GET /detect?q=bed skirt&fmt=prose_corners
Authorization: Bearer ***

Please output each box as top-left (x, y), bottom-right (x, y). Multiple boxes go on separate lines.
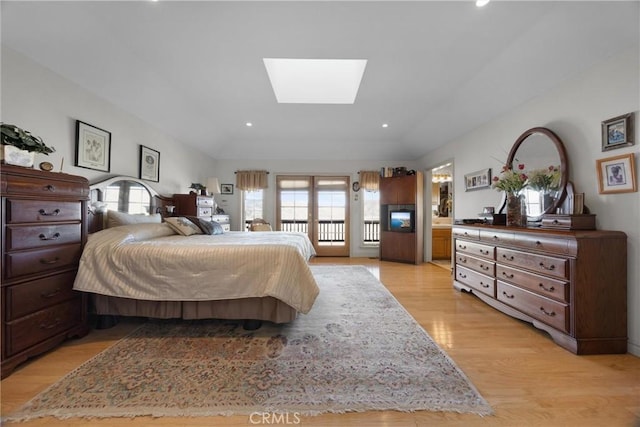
top-left (91, 294), bottom-right (298, 324)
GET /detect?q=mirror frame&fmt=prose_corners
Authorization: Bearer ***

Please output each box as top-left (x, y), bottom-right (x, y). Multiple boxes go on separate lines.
top-left (503, 127), bottom-right (569, 222)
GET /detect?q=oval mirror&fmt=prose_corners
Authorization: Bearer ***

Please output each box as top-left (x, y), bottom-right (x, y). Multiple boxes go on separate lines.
top-left (501, 127), bottom-right (569, 222)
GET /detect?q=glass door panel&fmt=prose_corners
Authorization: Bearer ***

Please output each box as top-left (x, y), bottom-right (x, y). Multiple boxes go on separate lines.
top-left (276, 176), bottom-right (311, 237)
top-left (276, 175), bottom-right (350, 256)
top-left (313, 177), bottom-right (349, 256)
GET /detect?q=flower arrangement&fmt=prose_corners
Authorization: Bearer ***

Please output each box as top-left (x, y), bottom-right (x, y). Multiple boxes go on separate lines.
top-left (492, 163), bottom-right (528, 195)
top-left (527, 165), bottom-right (560, 192)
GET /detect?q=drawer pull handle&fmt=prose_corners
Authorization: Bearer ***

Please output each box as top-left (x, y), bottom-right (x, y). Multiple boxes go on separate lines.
top-left (539, 262), bottom-right (556, 271)
top-left (480, 282), bottom-right (490, 288)
top-left (38, 208), bottom-right (60, 216)
top-left (41, 288), bottom-right (61, 298)
top-left (492, 235), bottom-right (499, 240)
top-left (479, 249), bottom-right (489, 255)
top-left (458, 273), bottom-right (467, 279)
top-left (539, 283), bottom-right (555, 292)
top-left (39, 232), bottom-right (61, 241)
top-left (502, 291), bottom-right (515, 299)
top-left (458, 257), bottom-right (467, 263)
top-left (458, 245), bottom-right (467, 250)
top-left (501, 271), bottom-right (514, 279)
top-left (535, 241), bottom-right (542, 246)
top-left (502, 254), bottom-right (514, 261)
top-left (552, 219), bottom-right (559, 224)
top-left (480, 264), bottom-right (489, 271)
top-left (539, 307), bottom-right (556, 317)
top-left (40, 257), bottom-right (60, 265)
top-left (44, 184), bottom-right (56, 192)
top-left (40, 319), bottom-right (62, 330)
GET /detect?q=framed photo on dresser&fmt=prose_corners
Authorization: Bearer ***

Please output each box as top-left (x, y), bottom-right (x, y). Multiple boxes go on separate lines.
top-left (139, 145), bottom-right (160, 182)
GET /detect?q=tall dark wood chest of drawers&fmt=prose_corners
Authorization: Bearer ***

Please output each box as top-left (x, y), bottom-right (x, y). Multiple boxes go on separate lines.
top-left (1, 165), bottom-right (90, 377)
top-left (452, 224), bottom-right (627, 354)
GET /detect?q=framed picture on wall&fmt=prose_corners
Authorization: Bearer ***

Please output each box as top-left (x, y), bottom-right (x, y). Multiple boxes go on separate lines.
top-left (75, 120), bottom-right (111, 172)
top-left (139, 145), bottom-right (160, 182)
top-left (221, 183), bottom-right (234, 194)
top-left (464, 168), bottom-right (492, 191)
top-left (601, 113), bottom-right (634, 151)
top-left (596, 153), bottom-right (636, 194)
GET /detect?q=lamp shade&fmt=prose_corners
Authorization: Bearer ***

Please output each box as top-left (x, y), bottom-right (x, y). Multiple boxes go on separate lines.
top-left (207, 177), bottom-right (221, 194)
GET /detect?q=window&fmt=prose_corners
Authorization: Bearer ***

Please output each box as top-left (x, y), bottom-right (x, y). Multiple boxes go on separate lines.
top-left (362, 189), bottom-right (380, 245)
top-left (243, 189), bottom-right (264, 231)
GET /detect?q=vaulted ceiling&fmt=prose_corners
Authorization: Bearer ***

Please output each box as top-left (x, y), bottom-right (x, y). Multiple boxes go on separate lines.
top-left (2, 1), bottom-right (638, 160)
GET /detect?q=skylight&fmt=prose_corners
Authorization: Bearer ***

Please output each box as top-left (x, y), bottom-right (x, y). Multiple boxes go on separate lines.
top-left (263, 58), bottom-right (367, 104)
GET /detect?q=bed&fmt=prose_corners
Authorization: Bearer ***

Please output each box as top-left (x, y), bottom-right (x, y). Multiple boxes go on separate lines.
top-left (76, 176), bottom-right (319, 328)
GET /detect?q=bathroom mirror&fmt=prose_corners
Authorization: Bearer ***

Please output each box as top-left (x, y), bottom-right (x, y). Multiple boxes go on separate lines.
top-left (502, 127), bottom-right (569, 222)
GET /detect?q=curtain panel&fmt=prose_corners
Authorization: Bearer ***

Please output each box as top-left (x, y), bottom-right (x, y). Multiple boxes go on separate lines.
top-left (359, 170), bottom-right (380, 192)
top-left (236, 170), bottom-right (269, 191)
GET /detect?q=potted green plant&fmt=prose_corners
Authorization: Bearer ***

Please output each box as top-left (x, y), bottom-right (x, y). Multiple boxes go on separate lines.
top-left (1, 123), bottom-right (55, 167)
top-left (189, 183), bottom-right (206, 195)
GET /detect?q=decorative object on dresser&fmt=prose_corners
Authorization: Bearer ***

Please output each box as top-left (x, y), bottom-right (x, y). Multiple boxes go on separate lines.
top-left (596, 153), bottom-right (637, 194)
top-left (1, 123), bottom-right (56, 168)
top-left (379, 171), bottom-right (423, 264)
top-left (173, 193), bottom-right (215, 221)
top-left (74, 120), bottom-right (111, 172)
top-left (139, 145), bottom-right (160, 182)
top-left (601, 112), bottom-right (634, 151)
top-left (1, 165), bottom-right (90, 378)
top-left (452, 224), bottom-right (627, 354)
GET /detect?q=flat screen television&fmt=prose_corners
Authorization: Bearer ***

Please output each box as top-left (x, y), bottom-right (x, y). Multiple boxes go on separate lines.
top-left (389, 210), bottom-right (414, 232)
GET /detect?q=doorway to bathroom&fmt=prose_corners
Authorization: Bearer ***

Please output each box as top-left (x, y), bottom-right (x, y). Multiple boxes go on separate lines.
top-left (430, 162), bottom-right (453, 269)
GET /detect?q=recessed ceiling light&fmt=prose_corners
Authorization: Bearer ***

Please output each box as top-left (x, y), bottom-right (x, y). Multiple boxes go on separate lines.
top-left (263, 58), bottom-right (367, 104)
top-left (382, 123), bottom-right (389, 128)
top-left (476, 0), bottom-right (490, 7)
top-left (245, 122), bottom-right (253, 127)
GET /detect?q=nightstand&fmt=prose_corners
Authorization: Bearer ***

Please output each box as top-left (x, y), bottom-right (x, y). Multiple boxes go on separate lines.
top-left (212, 214), bottom-right (231, 232)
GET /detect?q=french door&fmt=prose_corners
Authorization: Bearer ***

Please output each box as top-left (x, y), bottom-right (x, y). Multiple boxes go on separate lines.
top-left (276, 175), bottom-right (350, 257)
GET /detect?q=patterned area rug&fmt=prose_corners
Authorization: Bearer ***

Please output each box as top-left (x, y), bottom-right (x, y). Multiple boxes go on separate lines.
top-left (4, 265), bottom-right (492, 421)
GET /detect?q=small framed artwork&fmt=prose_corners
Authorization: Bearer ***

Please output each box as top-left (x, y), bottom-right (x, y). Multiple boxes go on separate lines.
top-left (221, 184), bottom-right (234, 194)
top-left (75, 120), bottom-right (111, 172)
top-left (464, 168), bottom-right (492, 191)
top-left (139, 145), bottom-right (160, 182)
top-left (596, 153), bottom-right (636, 194)
top-left (601, 113), bottom-right (634, 151)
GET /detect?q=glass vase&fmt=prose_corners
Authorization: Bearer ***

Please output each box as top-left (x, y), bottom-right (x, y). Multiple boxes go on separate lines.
top-left (506, 193), bottom-right (525, 227)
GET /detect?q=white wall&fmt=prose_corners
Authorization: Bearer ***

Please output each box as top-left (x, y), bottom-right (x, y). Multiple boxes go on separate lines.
top-left (1, 48), bottom-right (217, 195)
top-left (212, 159), bottom-right (419, 257)
top-left (418, 47), bottom-right (640, 356)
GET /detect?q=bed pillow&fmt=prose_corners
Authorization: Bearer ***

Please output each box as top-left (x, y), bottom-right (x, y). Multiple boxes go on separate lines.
top-left (164, 217), bottom-right (203, 236)
top-left (107, 210), bottom-right (162, 228)
top-left (184, 216), bottom-right (225, 235)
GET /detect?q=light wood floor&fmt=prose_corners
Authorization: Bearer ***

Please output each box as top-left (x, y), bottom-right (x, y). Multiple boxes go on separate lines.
top-left (2, 258), bottom-right (639, 426)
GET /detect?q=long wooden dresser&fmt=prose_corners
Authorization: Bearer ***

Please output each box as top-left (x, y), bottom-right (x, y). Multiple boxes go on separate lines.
top-left (1, 165), bottom-right (90, 377)
top-left (452, 224), bottom-right (627, 354)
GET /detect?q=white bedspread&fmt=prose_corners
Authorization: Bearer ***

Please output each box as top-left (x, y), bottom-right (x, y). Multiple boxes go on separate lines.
top-left (73, 224), bottom-right (319, 313)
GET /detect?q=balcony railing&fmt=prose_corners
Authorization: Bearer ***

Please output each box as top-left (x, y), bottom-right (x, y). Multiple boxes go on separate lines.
top-left (246, 219), bottom-right (380, 243)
